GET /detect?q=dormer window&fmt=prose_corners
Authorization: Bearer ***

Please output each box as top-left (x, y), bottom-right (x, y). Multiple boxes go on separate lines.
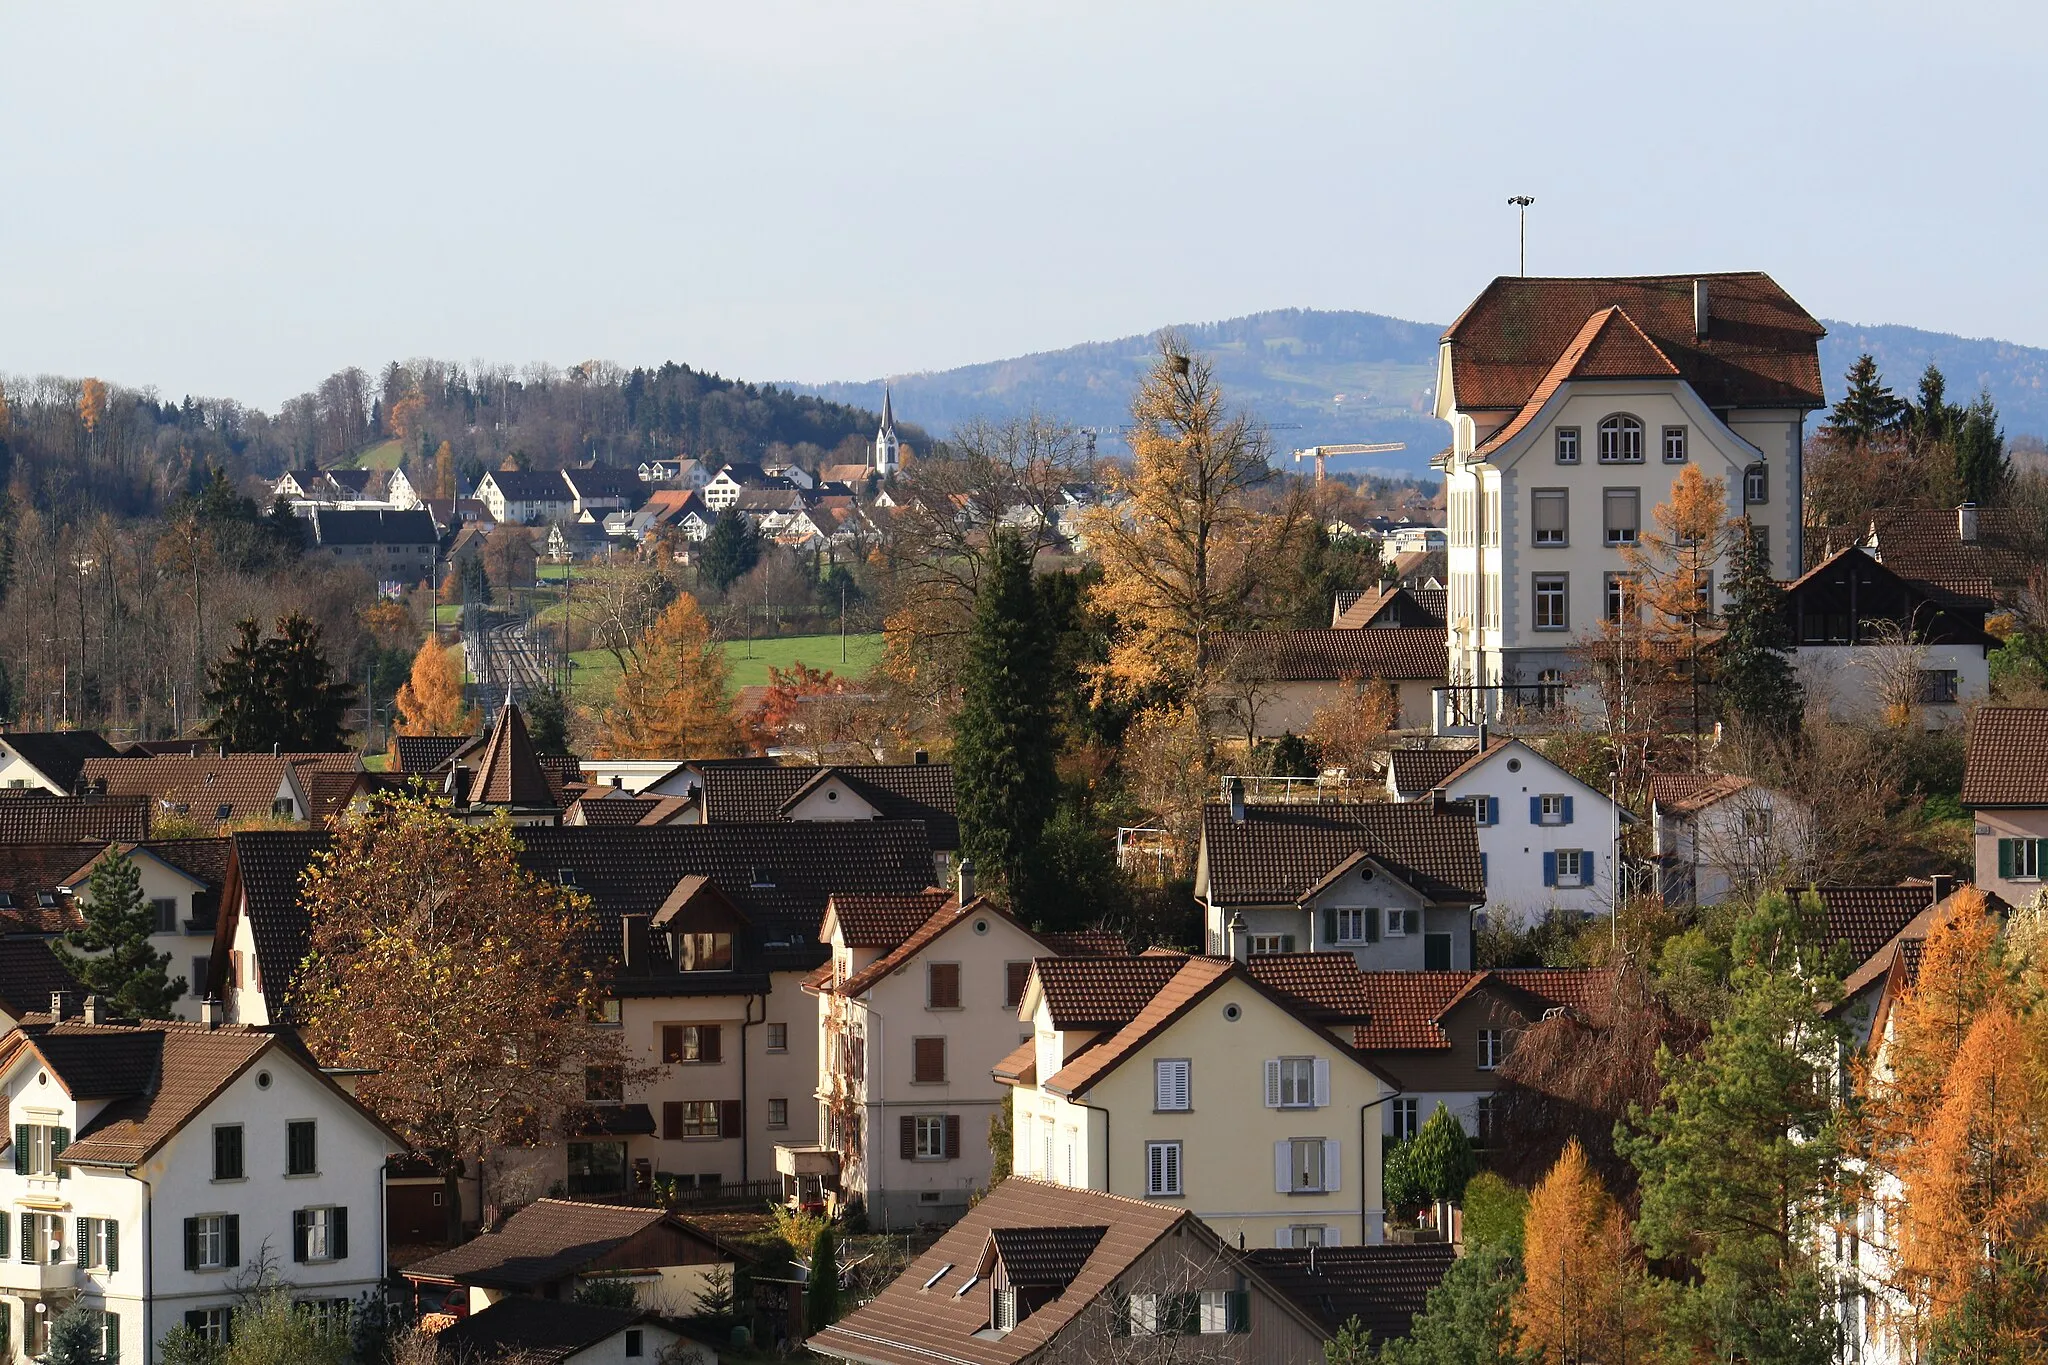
top-left (679, 932), bottom-right (733, 972)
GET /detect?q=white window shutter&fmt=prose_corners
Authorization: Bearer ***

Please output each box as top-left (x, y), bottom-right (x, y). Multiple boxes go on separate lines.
top-left (1275, 1228), bottom-right (1293, 1248)
top-left (1173, 1061), bottom-right (1190, 1110)
top-left (1156, 1061), bottom-right (1172, 1111)
top-left (1323, 1226), bottom-right (1341, 1246)
top-left (1312, 1058), bottom-right (1331, 1108)
top-left (1148, 1143), bottom-right (1163, 1193)
top-left (1264, 1059), bottom-right (1282, 1108)
top-left (1275, 1140), bottom-right (1291, 1193)
top-left (1165, 1142), bottom-right (1179, 1193)
top-left (1323, 1139), bottom-right (1341, 1191)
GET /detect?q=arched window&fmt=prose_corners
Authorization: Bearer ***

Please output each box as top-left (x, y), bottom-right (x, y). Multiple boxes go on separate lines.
top-left (1597, 415), bottom-right (1644, 464)
top-left (1744, 463), bottom-right (1768, 504)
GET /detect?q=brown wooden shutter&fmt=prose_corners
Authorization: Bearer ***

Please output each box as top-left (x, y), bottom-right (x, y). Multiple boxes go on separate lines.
top-left (928, 963), bottom-right (961, 1009)
top-left (944, 1115), bottom-right (961, 1159)
top-left (899, 1115), bottom-right (916, 1159)
top-left (660, 1026), bottom-right (683, 1063)
top-left (662, 1102), bottom-right (683, 1141)
top-left (1005, 962), bottom-right (1031, 1009)
top-left (719, 1100), bottom-right (743, 1139)
top-left (701, 1026), bottom-right (723, 1064)
top-left (914, 1037), bottom-right (946, 1084)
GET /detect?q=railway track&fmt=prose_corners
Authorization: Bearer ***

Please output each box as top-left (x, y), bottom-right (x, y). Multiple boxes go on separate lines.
top-left (464, 612), bottom-right (559, 703)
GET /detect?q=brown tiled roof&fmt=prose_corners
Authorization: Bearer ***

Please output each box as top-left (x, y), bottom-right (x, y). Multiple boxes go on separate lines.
top-left (565, 795), bottom-right (664, 826)
top-left (1249, 1243), bottom-right (1458, 1341)
top-left (1962, 708), bottom-right (2048, 807)
top-left (1045, 958), bottom-right (1237, 1095)
top-left (1200, 800), bottom-right (1485, 906)
top-left (391, 735), bottom-right (474, 775)
top-left (1206, 628), bottom-right (1446, 683)
top-left (701, 762), bottom-right (958, 848)
top-left (1442, 272), bottom-right (1826, 414)
top-left (0, 941), bottom-right (84, 1020)
top-left (79, 755), bottom-right (303, 827)
top-left (991, 1037), bottom-right (1037, 1086)
top-left (424, 1299), bottom-right (649, 1365)
top-left (1030, 954), bottom-right (1191, 1030)
top-left (1648, 772), bottom-right (1754, 815)
top-left (0, 794), bottom-right (149, 844)
top-left (1813, 884), bottom-right (1938, 972)
top-left (1867, 507), bottom-right (2036, 603)
top-left (1037, 929), bottom-right (1129, 958)
top-left (987, 1225), bottom-right (1109, 1286)
top-left (822, 891), bottom-right (953, 948)
top-left (1299, 967), bottom-right (1618, 1051)
top-left (809, 1180), bottom-right (1210, 1365)
top-left (468, 704), bottom-right (557, 809)
top-left (0, 843), bottom-right (104, 933)
top-left (0, 732), bottom-right (123, 791)
top-left (1331, 586), bottom-right (1447, 631)
top-left (302, 770), bottom-right (369, 825)
top-left (403, 1199), bottom-right (738, 1289)
top-left (1387, 746), bottom-right (1476, 797)
top-left (1472, 308), bottom-right (1680, 457)
top-left (835, 897), bottom-right (1043, 998)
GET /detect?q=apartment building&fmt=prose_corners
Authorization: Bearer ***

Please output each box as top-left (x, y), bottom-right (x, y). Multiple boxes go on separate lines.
top-left (1433, 273), bottom-right (1825, 728)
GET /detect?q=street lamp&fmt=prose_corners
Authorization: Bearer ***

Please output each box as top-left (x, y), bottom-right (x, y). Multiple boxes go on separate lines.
top-left (1507, 196), bottom-right (1535, 276)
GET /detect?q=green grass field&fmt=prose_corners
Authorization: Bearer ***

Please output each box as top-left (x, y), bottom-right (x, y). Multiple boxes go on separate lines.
top-left (345, 439), bottom-right (405, 470)
top-left (567, 632), bottom-right (884, 705)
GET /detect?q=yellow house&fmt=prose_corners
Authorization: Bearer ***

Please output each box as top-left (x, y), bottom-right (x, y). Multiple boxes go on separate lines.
top-left (999, 954), bottom-right (1395, 1249)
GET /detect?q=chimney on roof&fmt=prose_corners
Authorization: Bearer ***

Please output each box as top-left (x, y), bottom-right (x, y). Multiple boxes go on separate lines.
top-left (957, 859), bottom-right (976, 904)
top-left (1228, 777), bottom-right (1246, 825)
top-left (620, 913), bottom-right (652, 973)
top-left (1476, 721), bottom-right (1489, 753)
top-left (1693, 279), bottom-right (1710, 340)
top-left (81, 995), bottom-right (105, 1026)
top-left (1958, 502), bottom-right (1979, 544)
top-left (1930, 874), bottom-right (1954, 905)
top-left (200, 998), bottom-right (220, 1030)
top-left (1227, 912), bottom-right (1249, 964)
top-left (48, 991), bottom-right (71, 1022)
top-left (914, 749), bottom-right (929, 765)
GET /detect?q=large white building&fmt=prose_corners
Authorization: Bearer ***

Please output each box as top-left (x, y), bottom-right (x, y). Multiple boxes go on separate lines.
top-left (1431, 274), bottom-right (1826, 729)
top-left (0, 1001), bottom-right (396, 1361)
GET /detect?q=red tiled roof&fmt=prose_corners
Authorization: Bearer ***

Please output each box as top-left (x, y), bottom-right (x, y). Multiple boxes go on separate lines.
top-left (991, 1037), bottom-right (1037, 1087)
top-left (821, 891), bottom-right (953, 949)
top-left (1037, 929), bottom-right (1129, 958)
top-left (1962, 708), bottom-right (2048, 807)
top-left (1813, 884), bottom-right (1937, 973)
top-left (1443, 272), bottom-right (1826, 414)
top-left (0, 794), bottom-right (149, 844)
top-left (1472, 308), bottom-right (1680, 456)
top-left (1044, 958), bottom-right (1234, 1095)
top-left (1648, 772), bottom-right (1754, 815)
top-left (1030, 954), bottom-right (1190, 1030)
top-left (79, 755), bottom-right (305, 828)
top-left (1331, 586), bottom-right (1447, 631)
top-left (1387, 746), bottom-right (1476, 797)
top-left (1206, 628), bottom-right (1446, 682)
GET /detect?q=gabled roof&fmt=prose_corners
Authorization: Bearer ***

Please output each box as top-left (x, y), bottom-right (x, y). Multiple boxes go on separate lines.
top-left (482, 469), bottom-right (574, 501)
top-left (78, 755), bottom-right (314, 827)
top-left (1205, 628), bottom-right (1446, 683)
top-left (1812, 883), bottom-right (1939, 972)
top-left (700, 762), bottom-right (958, 848)
top-left (1031, 954), bottom-right (1191, 1030)
top-left (1961, 707), bottom-right (2048, 807)
top-left (392, 736), bottom-right (471, 775)
top-left (564, 794), bottom-right (665, 826)
top-left (0, 941), bottom-right (84, 1020)
top-left (0, 732), bottom-right (122, 791)
top-left (402, 1198), bottom-right (741, 1290)
top-left (1237, 955), bottom-right (1613, 1051)
top-left (468, 704), bottom-right (557, 809)
top-left (1200, 800), bottom-right (1484, 907)
top-left (1647, 772), bottom-right (1752, 814)
top-left (1248, 1243), bottom-right (1458, 1341)
top-left (1471, 307), bottom-right (1682, 457)
top-left (984, 1225), bottom-right (1108, 1286)
top-left (310, 507), bottom-right (436, 547)
top-left (1866, 507), bottom-right (2037, 603)
top-left (0, 843), bottom-right (102, 932)
top-left (1331, 586), bottom-right (1446, 630)
top-left (424, 1299), bottom-right (652, 1365)
top-left (833, 896), bottom-right (1043, 999)
top-left (821, 890), bottom-right (954, 948)
top-left (0, 794), bottom-right (149, 845)
top-left (559, 465), bottom-right (642, 501)
top-left (1442, 272), bottom-right (1826, 414)
top-left (1386, 746), bottom-right (1476, 798)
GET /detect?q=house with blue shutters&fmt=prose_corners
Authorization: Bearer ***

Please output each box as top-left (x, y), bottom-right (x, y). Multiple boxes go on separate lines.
top-left (1387, 735), bottom-right (1627, 925)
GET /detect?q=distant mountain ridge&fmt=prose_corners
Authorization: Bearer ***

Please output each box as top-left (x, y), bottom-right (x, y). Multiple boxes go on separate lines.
top-left (792, 308), bottom-right (2048, 478)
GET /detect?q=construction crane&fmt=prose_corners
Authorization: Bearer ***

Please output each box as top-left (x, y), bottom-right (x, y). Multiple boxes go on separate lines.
top-left (1292, 442), bottom-right (1406, 483)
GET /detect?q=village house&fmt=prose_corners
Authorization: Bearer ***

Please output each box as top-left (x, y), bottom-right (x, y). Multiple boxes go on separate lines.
top-left (652, 760), bottom-right (959, 881)
top-left (806, 878), bottom-right (1084, 1227)
top-left (1194, 790), bottom-right (1485, 970)
top-left (998, 953), bottom-right (1394, 1249)
top-left (1649, 773), bottom-right (1816, 907)
top-left (811, 1179), bottom-right (1346, 1365)
top-left (57, 838), bottom-right (231, 1023)
top-left (77, 753), bottom-right (362, 832)
top-left (1960, 707), bottom-right (2048, 904)
top-left (1432, 273), bottom-right (1826, 731)
top-left (1859, 502), bottom-right (2038, 609)
top-left (0, 795), bottom-right (151, 846)
top-left (305, 507), bottom-right (438, 587)
top-left (702, 463), bottom-right (784, 511)
top-left (0, 1000), bottom-right (398, 1361)
top-left (476, 469), bottom-right (575, 525)
top-left (1331, 585), bottom-right (1446, 631)
top-left (425, 1298), bottom-right (699, 1365)
top-left (559, 465), bottom-right (644, 519)
top-left (0, 733), bottom-right (123, 795)
top-left (1205, 628), bottom-right (1446, 737)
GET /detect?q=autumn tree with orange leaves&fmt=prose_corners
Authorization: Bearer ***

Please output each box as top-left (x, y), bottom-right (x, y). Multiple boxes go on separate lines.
top-left (393, 637), bottom-right (474, 737)
top-left (597, 593), bottom-right (735, 758)
top-left (1515, 1139), bottom-right (1666, 1365)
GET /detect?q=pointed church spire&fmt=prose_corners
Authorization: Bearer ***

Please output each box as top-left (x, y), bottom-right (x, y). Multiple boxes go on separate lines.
top-left (873, 385), bottom-right (901, 475)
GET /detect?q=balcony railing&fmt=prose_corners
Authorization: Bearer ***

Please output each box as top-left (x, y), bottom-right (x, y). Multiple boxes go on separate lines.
top-left (1432, 684), bottom-right (1571, 735)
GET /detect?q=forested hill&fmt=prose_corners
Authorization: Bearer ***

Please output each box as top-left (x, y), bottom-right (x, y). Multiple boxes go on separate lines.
top-left (0, 360), bottom-right (922, 520)
top-left (795, 308), bottom-right (2048, 478)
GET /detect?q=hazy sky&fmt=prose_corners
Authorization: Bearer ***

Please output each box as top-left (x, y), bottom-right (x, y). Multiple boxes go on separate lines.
top-left (4, 1), bottom-right (2043, 409)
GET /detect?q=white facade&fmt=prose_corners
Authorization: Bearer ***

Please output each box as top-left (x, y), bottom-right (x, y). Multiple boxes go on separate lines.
top-left (1653, 782), bottom-right (1817, 908)
top-left (1418, 740), bottom-right (1623, 923)
top-left (872, 389), bottom-right (900, 475)
top-left (61, 848), bottom-right (219, 1024)
top-left (0, 1025), bottom-right (391, 1363)
top-left (1792, 642), bottom-right (1988, 731)
top-left (476, 472), bottom-right (572, 526)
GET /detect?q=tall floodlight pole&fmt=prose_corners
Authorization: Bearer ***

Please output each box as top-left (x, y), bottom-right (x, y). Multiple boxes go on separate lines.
top-left (1507, 196), bottom-right (1535, 275)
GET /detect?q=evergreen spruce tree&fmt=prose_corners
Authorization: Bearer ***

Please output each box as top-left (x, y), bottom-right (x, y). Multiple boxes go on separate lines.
top-left (951, 530), bottom-right (1060, 914)
top-left (1910, 362), bottom-right (1961, 444)
top-left (203, 612), bottom-right (358, 752)
top-left (43, 1300), bottom-right (104, 1365)
top-left (523, 685), bottom-right (571, 757)
top-left (1824, 354), bottom-right (1906, 441)
top-left (805, 1224), bottom-right (841, 1333)
top-left (1717, 521), bottom-right (1802, 732)
top-left (54, 846), bottom-right (185, 1017)
top-left (1953, 389), bottom-right (2009, 506)
top-left (699, 512), bottom-right (762, 594)
top-left (1374, 1244), bottom-right (1523, 1365)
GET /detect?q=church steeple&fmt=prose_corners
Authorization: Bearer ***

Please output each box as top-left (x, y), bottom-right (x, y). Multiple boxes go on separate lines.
top-left (873, 386), bottom-right (901, 475)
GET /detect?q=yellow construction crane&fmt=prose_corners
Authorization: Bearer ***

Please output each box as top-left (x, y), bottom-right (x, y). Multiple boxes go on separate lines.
top-left (1292, 442), bottom-right (1406, 482)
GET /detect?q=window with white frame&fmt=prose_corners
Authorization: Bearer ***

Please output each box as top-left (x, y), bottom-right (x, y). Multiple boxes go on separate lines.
top-left (1534, 574), bottom-right (1568, 630)
top-left (1745, 463), bottom-right (1768, 504)
top-left (1662, 426), bottom-right (1688, 462)
top-left (1598, 415), bottom-right (1644, 463)
top-left (1268, 1057), bottom-right (1317, 1108)
top-left (1247, 934), bottom-right (1295, 956)
top-left (1390, 1098), bottom-right (1419, 1140)
top-left (767, 1098), bottom-right (789, 1129)
top-left (1290, 1224), bottom-right (1327, 1248)
top-left (2000, 838), bottom-right (2045, 880)
top-left (184, 1308), bottom-right (229, 1345)
top-left (1483, 570), bottom-right (1501, 631)
top-left (1604, 573), bottom-right (1635, 623)
top-left (1155, 1058), bottom-right (1191, 1111)
top-left (19, 1123), bottom-right (64, 1177)
top-left (1533, 489), bottom-right (1567, 545)
top-left (1385, 909), bottom-right (1420, 937)
top-left (1555, 427), bottom-right (1580, 464)
top-left (1539, 794), bottom-right (1567, 824)
top-left (1287, 1137), bottom-right (1327, 1192)
top-left (765, 1022), bottom-right (788, 1053)
top-left (80, 1216), bottom-right (118, 1271)
top-left (1556, 849), bottom-right (1586, 886)
top-left (1334, 908), bottom-right (1370, 943)
top-left (1484, 488), bottom-right (1500, 547)
top-left (294, 1206), bottom-right (345, 1262)
top-left (1145, 1140), bottom-right (1182, 1197)
top-left (1603, 488), bottom-right (1640, 545)
top-left (914, 1115), bottom-right (946, 1159)
top-left (1478, 1029), bottom-right (1504, 1070)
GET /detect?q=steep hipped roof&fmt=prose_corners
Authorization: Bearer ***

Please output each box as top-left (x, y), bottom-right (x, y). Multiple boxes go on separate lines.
top-left (403, 1198), bottom-right (738, 1289)
top-left (1200, 800), bottom-right (1485, 907)
top-left (1205, 628), bottom-right (1446, 683)
top-left (468, 703), bottom-right (556, 809)
top-left (700, 762), bottom-right (958, 849)
top-left (0, 732), bottom-right (122, 791)
top-left (1442, 272), bottom-right (1826, 413)
top-left (1248, 1243), bottom-right (1458, 1341)
top-left (0, 794), bottom-right (149, 844)
top-left (424, 1299), bottom-right (651, 1365)
top-left (1962, 707), bottom-right (2048, 807)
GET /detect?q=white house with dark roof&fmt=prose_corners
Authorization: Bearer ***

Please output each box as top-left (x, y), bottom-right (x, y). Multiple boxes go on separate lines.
top-left (1205, 629), bottom-right (1446, 738)
top-left (0, 733), bottom-right (123, 796)
top-left (1649, 773), bottom-right (1815, 908)
top-left (0, 1001), bottom-right (396, 1361)
top-left (1193, 793), bottom-right (1485, 970)
top-left (1433, 273), bottom-right (1826, 730)
top-left (476, 470), bottom-right (574, 526)
top-left (1388, 736), bottom-right (1627, 923)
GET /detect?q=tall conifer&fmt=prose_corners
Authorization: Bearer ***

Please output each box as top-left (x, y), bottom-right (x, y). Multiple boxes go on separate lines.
top-left (53, 846), bottom-right (185, 1018)
top-left (1718, 520), bottom-right (1801, 732)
